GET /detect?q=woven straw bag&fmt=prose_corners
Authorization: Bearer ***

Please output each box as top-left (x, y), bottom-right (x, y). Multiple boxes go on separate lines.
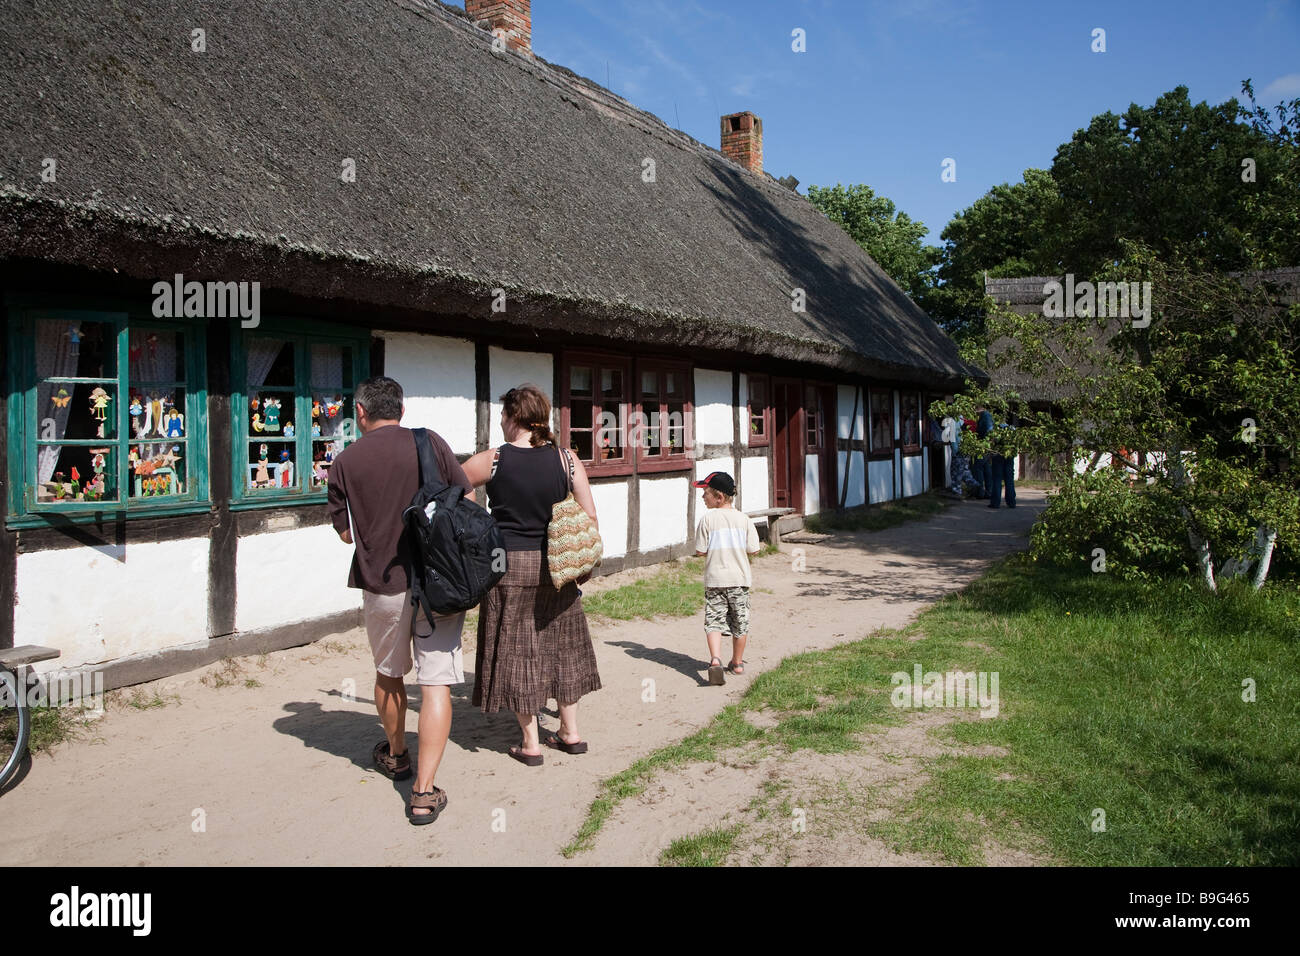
top-left (547, 447), bottom-right (602, 588)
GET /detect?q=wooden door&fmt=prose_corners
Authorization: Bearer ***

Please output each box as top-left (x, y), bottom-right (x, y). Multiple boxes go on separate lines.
top-left (772, 378), bottom-right (805, 511)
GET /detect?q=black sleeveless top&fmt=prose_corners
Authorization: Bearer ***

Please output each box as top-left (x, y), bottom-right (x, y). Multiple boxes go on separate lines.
top-left (486, 444), bottom-right (568, 551)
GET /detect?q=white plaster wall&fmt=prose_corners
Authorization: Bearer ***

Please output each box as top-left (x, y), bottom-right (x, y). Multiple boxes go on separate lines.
top-left (837, 385), bottom-right (863, 440)
top-left (638, 476), bottom-right (690, 551)
top-left (740, 456), bottom-right (769, 513)
top-left (869, 458), bottom-right (894, 504)
top-left (694, 369), bottom-right (733, 446)
top-left (902, 454), bottom-right (924, 497)
top-left (381, 331), bottom-right (477, 455)
top-left (489, 348), bottom-right (554, 447)
top-left (804, 453), bottom-right (820, 515)
top-left (15, 538), bottom-right (209, 670)
top-left (590, 481), bottom-right (628, 559)
top-left (236, 525), bottom-right (361, 632)
top-left (838, 450), bottom-right (865, 507)
top-left (695, 456), bottom-right (732, 483)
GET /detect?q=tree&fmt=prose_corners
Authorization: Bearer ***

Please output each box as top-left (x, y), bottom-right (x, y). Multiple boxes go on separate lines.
top-left (805, 183), bottom-right (941, 301)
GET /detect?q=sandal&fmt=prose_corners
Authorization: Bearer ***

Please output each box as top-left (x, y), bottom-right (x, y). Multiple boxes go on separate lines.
top-left (727, 661), bottom-right (746, 675)
top-left (373, 740), bottom-right (412, 780)
top-left (708, 657), bottom-right (726, 686)
top-left (509, 745), bottom-right (543, 767)
top-left (407, 787), bottom-right (447, 826)
top-left (543, 732), bottom-right (588, 755)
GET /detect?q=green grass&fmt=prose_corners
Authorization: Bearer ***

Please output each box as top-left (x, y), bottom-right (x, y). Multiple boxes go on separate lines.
top-left (802, 492), bottom-right (952, 533)
top-left (583, 557), bottom-right (707, 621)
top-left (658, 825), bottom-right (744, 866)
top-left (565, 555), bottom-right (1300, 865)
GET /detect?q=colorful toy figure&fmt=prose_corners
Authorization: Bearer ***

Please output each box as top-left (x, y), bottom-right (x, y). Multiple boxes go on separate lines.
top-left (263, 397), bottom-right (281, 431)
top-left (51, 387), bottom-right (71, 409)
top-left (129, 395), bottom-right (143, 417)
top-left (253, 444), bottom-right (271, 488)
top-left (165, 409), bottom-right (184, 438)
top-left (311, 400), bottom-right (323, 420)
top-left (311, 422), bottom-right (321, 438)
top-left (283, 422), bottom-right (294, 438)
top-left (250, 397), bottom-right (260, 412)
top-left (312, 459), bottom-right (329, 485)
top-left (278, 449), bottom-right (293, 488)
top-left (251, 412), bottom-right (264, 433)
top-left (88, 387), bottom-right (111, 437)
top-left (325, 396), bottom-right (344, 419)
top-left (67, 326), bottom-right (81, 345)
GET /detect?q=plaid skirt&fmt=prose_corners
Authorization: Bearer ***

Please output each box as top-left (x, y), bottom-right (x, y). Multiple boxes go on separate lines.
top-left (472, 548), bottom-right (602, 714)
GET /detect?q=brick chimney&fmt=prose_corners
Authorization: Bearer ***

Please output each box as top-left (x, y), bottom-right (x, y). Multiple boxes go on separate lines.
top-left (720, 111), bottom-right (763, 174)
top-left (466, 0), bottom-right (532, 56)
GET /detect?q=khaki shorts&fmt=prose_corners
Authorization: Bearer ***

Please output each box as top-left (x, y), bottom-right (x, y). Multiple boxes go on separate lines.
top-left (362, 590), bottom-right (465, 686)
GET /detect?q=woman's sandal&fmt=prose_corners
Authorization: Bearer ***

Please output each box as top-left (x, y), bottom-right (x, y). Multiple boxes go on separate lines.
top-left (509, 745), bottom-right (544, 767)
top-left (407, 787), bottom-right (447, 826)
top-left (707, 657), bottom-right (726, 685)
top-left (726, 660), bottom-right (746, 675)
top-left (542, 732), bottom-right (588, 755)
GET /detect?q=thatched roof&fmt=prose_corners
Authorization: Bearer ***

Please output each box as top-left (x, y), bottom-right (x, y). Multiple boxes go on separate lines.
top-left (0, 0), bottom-right (971, 387)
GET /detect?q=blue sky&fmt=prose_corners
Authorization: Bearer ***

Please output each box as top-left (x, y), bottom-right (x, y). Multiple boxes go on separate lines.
top-left (525, 0), bottom-right (1299, 244)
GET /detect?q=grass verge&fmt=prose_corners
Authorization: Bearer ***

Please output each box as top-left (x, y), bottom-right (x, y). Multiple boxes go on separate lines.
top-left (658, 825), bottom-right (744, 866)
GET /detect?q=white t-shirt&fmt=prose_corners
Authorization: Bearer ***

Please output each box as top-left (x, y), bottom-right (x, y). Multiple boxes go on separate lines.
top-left (694, 507), bottom-right (761, 588)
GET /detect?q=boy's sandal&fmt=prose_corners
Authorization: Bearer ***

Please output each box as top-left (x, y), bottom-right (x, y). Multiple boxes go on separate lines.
top-left (542, 732), bottom-right (589, 755)
top-left (726, 660), bottom-right (746, 675)
top-left (708, 657), bottom-right (726, 686)
top-left (373, 740), bottom-right (412, 780)
top-left (509, 745), bottom-right (544, 767)
top-left (407, 787), bottom-right (447, 825)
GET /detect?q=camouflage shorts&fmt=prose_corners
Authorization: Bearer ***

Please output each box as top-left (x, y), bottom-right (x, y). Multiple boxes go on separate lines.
top-left (704, 586), bottom-right (750, 637)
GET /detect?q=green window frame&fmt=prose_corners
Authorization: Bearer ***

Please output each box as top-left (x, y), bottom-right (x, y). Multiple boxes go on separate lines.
top-left (5, 300), bottom-right (210, 526)
top-left (229, 321), bottom-right (369, 509)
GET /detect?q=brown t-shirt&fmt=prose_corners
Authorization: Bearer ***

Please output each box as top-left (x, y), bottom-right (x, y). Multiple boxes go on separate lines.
top-left (327, 424), bottom-right (469, 594)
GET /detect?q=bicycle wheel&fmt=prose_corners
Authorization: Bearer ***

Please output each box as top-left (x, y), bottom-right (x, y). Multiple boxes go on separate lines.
top-left (0, 664), bottom-right (29, 791)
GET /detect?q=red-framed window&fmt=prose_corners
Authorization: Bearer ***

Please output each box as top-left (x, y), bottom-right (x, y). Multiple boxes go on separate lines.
top-left (868, 388), bottom-right (894, 456)
top-left (634, 359), bottom-right (692, 472)
top-left (561, 353), bottom-right (631, 477)
top-left (747, 374), bottom-right (770, 446)
top-left (804, 383), bottom-right (825, 451)
top-left (899, 391), bottom-right (922, 453)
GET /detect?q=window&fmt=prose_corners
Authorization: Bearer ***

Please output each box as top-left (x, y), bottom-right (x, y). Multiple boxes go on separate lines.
top-left (635, 360), bottom-right (692, 472)
top-left (747, 375), bottom-right (769, 446)
top-left (899, 392), bottom-right (921, 452)
top-left (561, 354), bottom-right (630, 477)
top-left (5, 304), bottom-right (209, 523)
top-left (804, 384), bottom-right (825, 451)
top-left (231, 326), bottom-right (367, 506)
top-left (868, 388), bottom-right (894, 455)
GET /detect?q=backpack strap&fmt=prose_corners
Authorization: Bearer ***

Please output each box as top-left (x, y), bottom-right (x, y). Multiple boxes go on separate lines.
top-left (411, 428), bottom-right (450, 495)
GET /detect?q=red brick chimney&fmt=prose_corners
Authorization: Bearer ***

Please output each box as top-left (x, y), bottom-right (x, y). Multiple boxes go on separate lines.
top-left (466, 0), bottom-right (532, 56)
top-left (720, 111), bottom-right (763, 174)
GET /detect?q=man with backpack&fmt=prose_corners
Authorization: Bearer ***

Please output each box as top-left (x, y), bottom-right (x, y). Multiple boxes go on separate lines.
top-left (328, 376), bottom-right (471, 825)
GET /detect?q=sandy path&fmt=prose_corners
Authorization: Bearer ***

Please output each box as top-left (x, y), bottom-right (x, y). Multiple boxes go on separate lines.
top-left (0, 492), bottom-right (1044, 866)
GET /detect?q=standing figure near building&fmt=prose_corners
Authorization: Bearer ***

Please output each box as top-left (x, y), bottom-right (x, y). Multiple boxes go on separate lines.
top-left (461, 384), bottom-right (602, 766)
top-left (327, 376), bottom-right (470, 825)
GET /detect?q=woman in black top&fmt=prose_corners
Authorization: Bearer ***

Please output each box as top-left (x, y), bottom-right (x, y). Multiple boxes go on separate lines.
top-left (462, 384), bottom-right (601, 765)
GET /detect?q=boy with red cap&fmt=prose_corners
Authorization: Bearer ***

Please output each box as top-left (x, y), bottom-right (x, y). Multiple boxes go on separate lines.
top-left (693, 471), bottom-right (761, 685)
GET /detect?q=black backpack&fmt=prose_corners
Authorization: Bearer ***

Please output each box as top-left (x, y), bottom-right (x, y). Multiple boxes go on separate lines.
top-left (403, 428), bottom-right (507, 630)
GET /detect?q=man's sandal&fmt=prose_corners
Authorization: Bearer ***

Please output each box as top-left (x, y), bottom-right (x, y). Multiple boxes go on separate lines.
top-left (708, 657), bottom-right (726, 685)
top-left (373, 740), bottom-right (412, 780)
top-left (407, 787), bottom-right (447, 826)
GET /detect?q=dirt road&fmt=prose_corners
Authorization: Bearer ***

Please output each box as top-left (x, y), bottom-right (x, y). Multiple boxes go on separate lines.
top-left (1, 492), bottom-right (1043, 866)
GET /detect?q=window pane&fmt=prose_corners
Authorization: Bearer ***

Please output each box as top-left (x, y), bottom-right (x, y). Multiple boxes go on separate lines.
top-left (900, 394), bottom-right (919, 446)
top-left (311, 439), bottom-right (346, 490)
top-left (36, 318), bottom-right (116, 379)
top-left (38, 381), bottom-right (118, 440)
top-left (569, 430), bottom-right (593, 461)
top-left (248, 440), bottom-right (297, 491)
top-left (602, 368), bottom-right (623, 398)
top-left (570, 399), bottom-right (592, 430)
top-left (667, 402), bottom-right (685, 452)
top-left (248, 339), bottom-right (294, 389)
top-left (128, 388), bottom-right (187, 440)
top-left (641, 370), bottom-right (658, 398)
top-left (645, 409), bottom-right (661, 455)
top-left (129, 442), bottom-right (185, 498)
top-left (311, 393), bottom-right (352, 441)
top-left (870, 393), bottom-right (892, 451)
top-left (599, 401), bottom-right (623, 458)
top-left (570, 366), bottom-right (593, 397)
top-left (310, 344), bottom-right (353, 389)
top-left (129, 329), bottom-right (183, 382)
top-left (36, 446), bottom-right (118, 504)
top-left (665, 370), bottom-right (684, 399)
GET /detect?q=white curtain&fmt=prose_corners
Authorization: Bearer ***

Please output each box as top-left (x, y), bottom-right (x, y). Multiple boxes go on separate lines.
top-left (310, 344), bottom-right (343, 389)
top-left (246, 338), bottom-right (284, 391)
top-left (36, 320), bottom-right (79, 484)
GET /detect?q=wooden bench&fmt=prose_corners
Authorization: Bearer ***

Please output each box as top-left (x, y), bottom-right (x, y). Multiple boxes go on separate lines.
top-left (0, 645), bottom-right (61, 670)
top-left (746, 507), bottom-right (796, 544)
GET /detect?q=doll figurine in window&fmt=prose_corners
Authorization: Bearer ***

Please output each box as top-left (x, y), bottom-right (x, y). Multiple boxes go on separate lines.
top-left (89, 387), bottom-right (111, 437)
top-left (278, 449), bottom-right (293, 488)
top-left (311, 422), bottom-right (321, 438)
top-left (253, 444), bottom-right (271, 488)
top-left (312, 457), bottom-right (329, 486)
top-left (165, 408), bottom-right (184, 438)
top-left (283, 421), bottom-right (294, 438)
top-left (312, 399), bottom-right (323, 420)
top-left (264, 397), bottom-right (281, 431)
